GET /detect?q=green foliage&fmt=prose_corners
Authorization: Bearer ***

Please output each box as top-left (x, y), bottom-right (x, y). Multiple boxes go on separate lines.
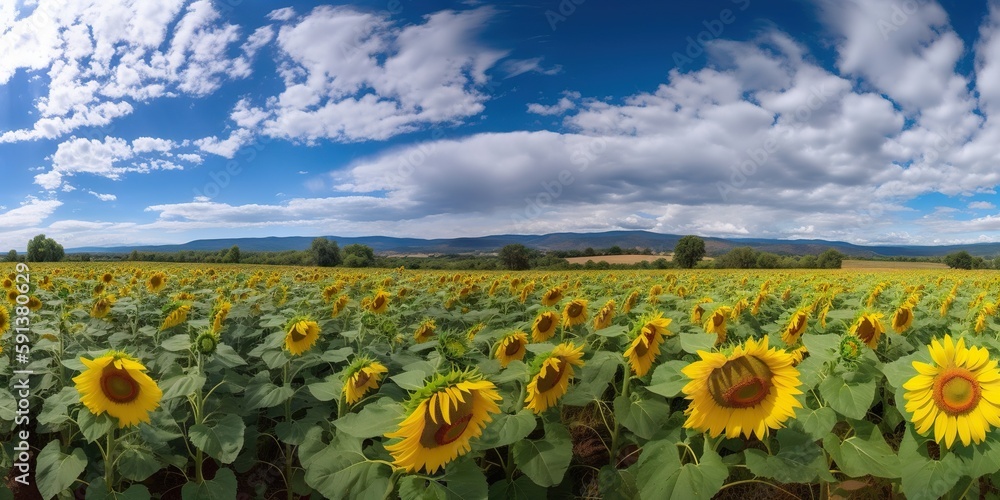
top-left (310, 237), bottom-right (342, 267)
top-left (499, 243), bottom-right (532, 270)
top-left (26, 233), bottom-right (65, 262)
top-left (673, 235), bottom-right (706, 268)
top-left (944, 250), bottom-right (974, 269)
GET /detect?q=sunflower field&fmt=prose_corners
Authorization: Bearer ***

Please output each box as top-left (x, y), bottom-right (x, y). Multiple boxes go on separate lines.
top-left (4, 264), bottom-right (1000, 499)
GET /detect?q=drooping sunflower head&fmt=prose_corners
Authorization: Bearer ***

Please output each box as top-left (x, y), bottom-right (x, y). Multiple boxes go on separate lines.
top-left (593, 300), bottom-right (616, 330)
top-left (343, 358), bottom-right (389, 405)
top-left (681, 336), bottom-right (803, 439)
top-left (781, 309), bottom-right (809, 345)
top-left (495, 331), bottom-right (528, 368)
top-left (466, 322), bottom-right (486, 341)
top-left (91, 294), bottom-right (116, 319)
top-left (72, 351), bottom-right (163, 428)
top-left (691, 297), bottom-right (713, 324)
top-left (212, 300), bottom-right (232, 334)
top-left (850, 312), bottom-right (885, 349)
top-left (624, 312), bottom-right (673, 377)
top-left (789, 345), bottom-right (808, 366)
top-left (369, 290), bottom-right (390, 314)
top-left (284, 317), bottom-right (321, 356)
top-left (891, 306), bottom-right (914, 334)
top-left (385, 370), bottom-right (502, 474)
top-left (414, 319), bottom-right (437, 344)
top-left (525, 342), bottom-right (586, 414)
top-left (532, 310), bottom-right (561, 342)
top-left (622, 290), bottom-right (640, 314)
top-left (541, 287), bottom-right (564, 307)
top-left (703, 306), bottom-right (732, 345)
top-left (562, 299), bottom-right (589, 329)
top-left (159, 302), bottom-right (191, 331)
top-left (903, 335), bottom-right (1000, 449)
top-left (0, 304), bottom-right (9, 334)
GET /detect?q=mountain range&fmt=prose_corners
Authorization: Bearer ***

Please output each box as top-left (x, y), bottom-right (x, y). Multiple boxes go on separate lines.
top-left (66, 231), bottom-right (1000, 258)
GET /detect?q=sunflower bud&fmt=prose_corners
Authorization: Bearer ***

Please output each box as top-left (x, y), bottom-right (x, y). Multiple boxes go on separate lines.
top-left (195, 331), bottom-right (219, 355)
top-left (839, 335), bottom-right (863, 364)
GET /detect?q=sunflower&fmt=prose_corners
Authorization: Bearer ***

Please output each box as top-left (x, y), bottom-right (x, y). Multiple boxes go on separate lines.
top-left (160, 303), bottom-right (191, 331)
top-left (73, 351), bottom-right (163, 428)
top-left (466, 322), bottom-right (486, 341)
top-left (343, 358), bottom-right (389, 405)
top-left (285, 319), bottom-right (321, 355)
top-left (593, 300), bottom-right (616, 330)
top-left (681, 336), bottom-right (803, 439)
top-left (525, 342), bottom-right (586, 414)
top-left (101, 272), bottom-right (114, 284)
top-left (212, 301), bottom-right (231, 334)
top-left (369, 290), bottom-right (390, 314)
top-left (562, 299), bottom-right (588, 329)
top-left (384, 370), bottom-right (501, 474)
top-left (147, 272), bottom-right (168, 293)
top-left (903, 335), bottom-right (1000, 449)
top-left (495, 331), bottom-right (528, 368)
top-left (781, 309), bottom-right (809, 345)
top-left (332, 295), bottom-right (349, 317)
top-left (624, 313), bottom-right (672, 377)
top-left (789, 345), bottom-right (808, 366)
top-left (322, 284), bottom-right (339, 303)
top-left (91, 295), bottom-right (116, 319)
top-left (703, 306), bottom-right (732, 346)
top-left (195, 330), bottom-right (220, 355)
top-left (691, 298), bottom-right (713, 324)
top-left (850, 313), bottom-right (885, 349)
top-left (532, 310), bottom-right (560, 342)
top-left (0, 304), bottom-right (9, 334)
top-left (891, 305), bottom-right (914, 334)
top-left (541, 287), bottom-right (563, 306)
top-left (414, 319), bottom-right (437, 344)
top-left (622, 290), bottom-right (640, 314)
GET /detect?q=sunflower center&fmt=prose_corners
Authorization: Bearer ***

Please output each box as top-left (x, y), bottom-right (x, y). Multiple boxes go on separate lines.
top-left (933, 368), bottom-right (981, 415)
top-left (567, 303), bottom-right (583, 318)
top-left (707, 356), bottom-right (773, 409)
top-left (856, 319), bottom-right (875, 342)
top-left (373, 296), bottom-right (386, 309)
top-left (353, 370), bottom-right (371, 388)
top-left (419, 393), bottom-right (475, 448)
top-left (895, 309), bottom-right (910, 327)
top-left (100, 365), bottom-right (140, 404)
top-left (504, 340), bottom-right (523, 357)
top-left (290, 324), bottom-right (308, 342)
top-left (536, 358), bottom-right (568, 393)
top-left (794, 314), bottom-right (806, 332)
top-left (633, 336), bottom-right (651, 358)
top-left (537, 315), bottom-right (553, 333)
top-left (713, 313), bottom-right (725, 328)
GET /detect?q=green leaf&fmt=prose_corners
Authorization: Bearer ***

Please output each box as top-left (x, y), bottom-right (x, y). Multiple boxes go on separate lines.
top-left (679, 332), bottom-right (716, 354)
top-left (646, 360), bottom-right (689, 398)
top-left (822, 422), bottom-right (900, 479)
top-left (598, 465), bottom-right (638, 500)
top-left (159, 373), bottom-right (207, 400)
top-left (475, 409), bottom-right (537, 450)
top-left (792, 406), bottom-right (836, 441)
top-left (244, 375), bottom-right (294, 410)
top-left (595, 325), bottom-right (628, 338)
top-left (898, 428), bottom-right (962, 500)
top-left (883, 350), bottom-right (929, 391)
top-left (487, 476), bottom-right (546, 500)
top-left (78, 410), bottom-right (115, 443)
top-left (746, 428), bottom-right (833, 483)
top-left (562, 350), bottom-right (620, 406)
top-left (161, 334), bottom-right (193, 351)
top-left (954, 438), bottom-right (1000, 477)
top-left (398, 477), bottom-right (447, 500)
top-left (85, 479), bottom-right (151, 500)
top-left (0, 389), bottom-right (15, 422)
top-left (391, 370), bottom-right (431, 391)
top-left (118, 445), bottom-right (162, 481)
top-left (637, 440), bottom-right (726, 500)
top-left (35, 441), bottom-right (87, 500)
top-left (818, 374), bottom-right (875, 420)
top-left (307, 374), bottom-right (343, 402)
top-left (210, 343), bottom-right (246, 368)
top-left (492, 360), bottom-right (529, 384)
top-left (614, 394), bottom-right (670, 440)
top-left (512, 419), bottom-right (573, 487)
top-left (37, 386), bottom-right (79, 426)
top-left (189, 414), bottom-right (245, 464)
top-left (334, 399), bottom-right (406, 439)
top-left (303, 433), bottom-right (393, 500)
top-left (442, 457), bottom-right (488, 500)
top-left (801, 333), bottom-right (840, 364)
top-left (180, 468), bottom-right (237, 500)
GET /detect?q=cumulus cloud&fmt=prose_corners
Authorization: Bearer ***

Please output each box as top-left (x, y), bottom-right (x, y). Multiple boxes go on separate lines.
top-left (88, 191), bottom-right (117, 201)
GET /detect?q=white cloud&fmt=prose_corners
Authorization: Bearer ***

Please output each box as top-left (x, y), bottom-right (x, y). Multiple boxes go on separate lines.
top-left (969, 201), bottom-right (996, 210)
top-left (501, 57), bottom-right (562, 78)
top-left (131, 137), bottom-right (177, 154)
top-left (194, 128), bottom-right (254, 158)
top-left (0, 197), bottom-right (63, 229)
top-left (527, 92), bottom-right (580, 115)
top-left (35, 135), bottom-right (200, 189)
top-left (88, 191), bottom-right (117, 201)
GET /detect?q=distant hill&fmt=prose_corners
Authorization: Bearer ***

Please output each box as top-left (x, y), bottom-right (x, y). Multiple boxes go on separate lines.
top-left (66, 231), bottom-right (1000, 258)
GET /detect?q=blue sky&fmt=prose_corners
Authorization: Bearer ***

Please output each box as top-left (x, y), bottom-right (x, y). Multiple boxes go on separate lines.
top-left (3, 0), bottom-right (1000, 249)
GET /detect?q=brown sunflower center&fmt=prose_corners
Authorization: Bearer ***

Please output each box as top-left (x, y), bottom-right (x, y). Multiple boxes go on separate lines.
top-left (856, 319), bottom-right (876, 342)
top-left (373, 295), bottom-right (386, 309)
top-left (536, 315), bottom-right (553, 333)
top-left (150, 276), bottom-right (162, 287)
top-left (290, 324), bottom-right (308, 342)
top-left (707, 356), bottom-right (773, 409)
top-left (353, 370), bottom-right (371, 388)
top-left (100, 365), bottom-right (140, 404)
top-left (713, 313), bottom-right (725, 328)
top-left (504, 339), bottom-right (523, 357)
top-left (894, 309), bottom-right (910, 328)
top-left (536, 358), bottom-right (568, 393)
top-left (419, 393), bottom-right (475, 448)
top-left (567, 303), bottom-right (584, 318)
top-left (933, 368), bottom-right (981, 415)
top-left (793, 314), bottom-right (806, 333)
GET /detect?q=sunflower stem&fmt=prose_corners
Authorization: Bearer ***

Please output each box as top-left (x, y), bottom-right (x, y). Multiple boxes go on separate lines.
top-left (609, 366), bottom-right (631, 467)
top-left (284, 360), bottom-right (296, 500)
top-left (104, 427), bottom-right (117, 492)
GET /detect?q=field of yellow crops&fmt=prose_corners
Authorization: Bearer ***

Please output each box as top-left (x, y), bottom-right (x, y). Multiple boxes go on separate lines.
top-left (3, 263), bottom-right (1000, 499)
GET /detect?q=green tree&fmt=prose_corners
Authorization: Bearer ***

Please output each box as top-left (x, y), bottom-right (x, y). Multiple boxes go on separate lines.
top-left (608, 245), bottom-right (623, 255)
top-left (716, 246), bottom-right (758, 269)
top-left (26, 234), bottom-right (65, 262)
top-left (342, 244), bottom-right (376, 267)
top-left (816, 249), bottom-right (845, 269)
top-left (223, 245), bottom-right (241, 263)
top-left (944, 251), bottom-right (974, 270)
top-left (756, 252), bottom-right (779, 269)
top-left (498, 243), bottom-right (531, 270)
top-left (129, 249), bottom-right (140, 261)
top-left (5, 249), bottom-right (17, 262)
top-left (673, 235), bottom-right (706, 269)
top-left (310, 238), bottom-right (341, 267)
